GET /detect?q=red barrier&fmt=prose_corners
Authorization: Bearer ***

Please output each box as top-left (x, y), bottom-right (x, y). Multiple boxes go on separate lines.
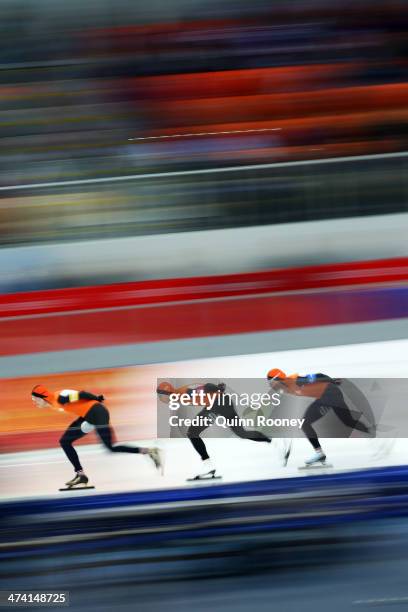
top-left (1, 257), bottom-right (407, 319)
top-left (0, 258), bottom-right (407, 357)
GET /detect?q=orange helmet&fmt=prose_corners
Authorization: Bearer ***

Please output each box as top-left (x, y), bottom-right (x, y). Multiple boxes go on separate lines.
top-left (266, 368), bottom-right (287, 381)
top-left (156, 381), bottom-right (175, 395)
top-left (156, 381), bottom-right (175, 404)
top-left (31, 384), bottom-right (53, 402)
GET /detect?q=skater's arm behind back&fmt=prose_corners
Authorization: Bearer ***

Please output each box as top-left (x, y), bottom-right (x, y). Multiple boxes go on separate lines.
top-left (57, 389), bottom-right (105, 405)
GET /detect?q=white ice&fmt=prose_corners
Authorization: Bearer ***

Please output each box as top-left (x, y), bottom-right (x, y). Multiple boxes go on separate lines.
top-left (1, 337), bottom-right (407, 501)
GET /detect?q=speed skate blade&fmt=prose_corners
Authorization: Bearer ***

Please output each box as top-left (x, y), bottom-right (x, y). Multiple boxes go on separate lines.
top-left (298, 463), bottom-right (333, 471)
top-left (59, 485), bottom-right (95, 491)
top-left (186, 475), bottom-right (222, 482)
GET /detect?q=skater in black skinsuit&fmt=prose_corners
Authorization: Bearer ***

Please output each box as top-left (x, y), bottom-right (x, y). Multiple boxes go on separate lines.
top-left (189, 382), bottom-right (272, 478)
top-left (267, 371), bottom-right (373, 466)
top-left (159, 382), bottom-right (271, 479)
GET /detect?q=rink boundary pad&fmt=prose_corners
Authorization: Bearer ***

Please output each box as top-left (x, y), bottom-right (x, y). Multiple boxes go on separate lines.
top-left (2, 464), bottom-right (408, 518)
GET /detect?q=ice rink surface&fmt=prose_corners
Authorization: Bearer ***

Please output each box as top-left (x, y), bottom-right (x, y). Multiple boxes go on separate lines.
top-left (1, 437), bottom-right (404, 501)
top-left (1, 337), bottom-right (407, 501)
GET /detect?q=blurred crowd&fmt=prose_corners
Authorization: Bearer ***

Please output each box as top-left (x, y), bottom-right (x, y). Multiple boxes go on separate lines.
top-left (0, 156), bottom-right (407, 246)
top-left (0, 0), bottom-right (407, 245)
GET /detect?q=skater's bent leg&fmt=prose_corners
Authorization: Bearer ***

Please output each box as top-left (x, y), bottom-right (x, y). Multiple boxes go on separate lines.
top-left (230, 424), bottom-right (271, 442)
top-left (188, 436), bottom-right (210, 461)
top-left (60, 419), bottom-right (86, 472)
top-left (86, 404), bottom-right (147, 454)
top-left (217, 398), bottom-right (271, 443)
top-left (97, 425), bottom-right (141, 453)
top-left (60, 441), bottom-right (83, 472)
top-left (308, 437), bottom-right (321, 450)
top-left (187, 414), bottom-right (211, 460)
top-left (302, 401), bottom-right (324, 450)
top-left (321, 384), bottom-right (371, 434)
top-left (333, 405), bottom-right (371, 434)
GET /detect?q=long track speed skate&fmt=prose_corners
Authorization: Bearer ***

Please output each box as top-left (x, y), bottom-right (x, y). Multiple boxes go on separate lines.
top-left (187, 469), bottom-right (222, 482)
top-left (298, 463), bottom-right (333, 471)
top-left (59, 473), bottom-right (95, 491)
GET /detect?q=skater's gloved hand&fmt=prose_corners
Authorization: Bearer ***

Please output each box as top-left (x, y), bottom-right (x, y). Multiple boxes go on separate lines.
top-left (97, 395), bottom-right (105, 402)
